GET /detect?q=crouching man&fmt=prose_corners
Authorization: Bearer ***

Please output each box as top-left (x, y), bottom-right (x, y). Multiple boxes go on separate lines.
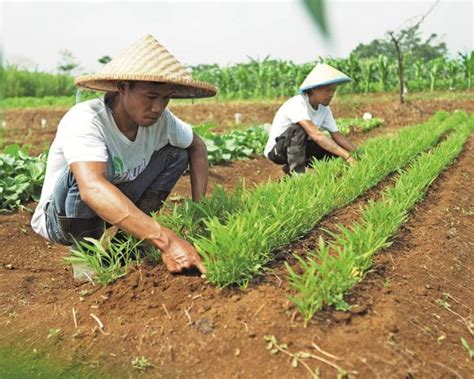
top-left (31, 35), bottom-right (217, 276)
top-left (264, 63), bottom-right (357, 174)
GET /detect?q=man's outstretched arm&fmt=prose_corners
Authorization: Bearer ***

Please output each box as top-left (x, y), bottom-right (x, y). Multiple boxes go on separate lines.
top-left (297, 120), bottom-right (356, 165)
top-left (70, 161), bottom-right (206, 273)
top-left (330, 131), bottom-right (357, 152)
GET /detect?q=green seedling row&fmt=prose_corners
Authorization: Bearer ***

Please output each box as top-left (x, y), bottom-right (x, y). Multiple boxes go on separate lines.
top-left (0, 118), bottom-right (380, 213)
top-left (336, 117), bottom-right (384, 135)
top-left (287, 116), bottom-right (473, 324)
top-left (156, 117), bottom-right (383, 236)
top-left (186, 112), bottom-right (467, 287)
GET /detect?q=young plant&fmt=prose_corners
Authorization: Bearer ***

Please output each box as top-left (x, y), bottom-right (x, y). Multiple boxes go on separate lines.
top-left (131, 356), bottom-right (152, 372)
top-left (461, 337), bottom-right (474, 360)
top-left (65, 233), bottom-right (143, 285)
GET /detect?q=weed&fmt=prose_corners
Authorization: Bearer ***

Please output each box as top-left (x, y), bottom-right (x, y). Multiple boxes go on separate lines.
top-left (461, 337), bottom-right (474, 359)
top-left (131, 356), bottom-right (152, 372)
top-left (47, 328), bottom-right (62, 339)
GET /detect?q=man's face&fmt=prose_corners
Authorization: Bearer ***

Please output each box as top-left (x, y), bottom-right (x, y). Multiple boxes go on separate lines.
top-left (122, 82), bottom-right (176, 126)
top-left (310, 84), bottom-right (337, 107)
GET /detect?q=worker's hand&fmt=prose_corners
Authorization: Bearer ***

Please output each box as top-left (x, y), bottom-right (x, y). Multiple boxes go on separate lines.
top-left (345, 156), bottom-right (357, 167)
top-left (159, 228), bottom-right (207, 274)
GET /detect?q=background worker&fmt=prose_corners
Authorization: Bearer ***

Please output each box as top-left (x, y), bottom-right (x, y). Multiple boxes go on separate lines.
top-left (264, 63), bottom-right (357, 174)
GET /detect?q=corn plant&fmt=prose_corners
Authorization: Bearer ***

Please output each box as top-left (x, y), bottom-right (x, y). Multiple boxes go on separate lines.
top-left (459, 51), bottom-right (474, 90)
top-left (3, 54), bottom-right (473, 105)
top-left (287, 116), bottom-right (472, 324)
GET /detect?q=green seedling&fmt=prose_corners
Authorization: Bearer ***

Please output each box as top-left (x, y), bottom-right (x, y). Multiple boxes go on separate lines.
top-left (47, 328), bottom-right (62, 339)
top-left (131, 356), bottom-right (152, 372)
top-left (461, 337), bottom-right (474, 359)
top-left (65, 234), bottom-right (143, 285)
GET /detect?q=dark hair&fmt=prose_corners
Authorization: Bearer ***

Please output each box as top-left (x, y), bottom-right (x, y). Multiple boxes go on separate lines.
top-left (104, 80), bottom-right (137, 107)
top-left (302, 87), bottom-right (316, 95)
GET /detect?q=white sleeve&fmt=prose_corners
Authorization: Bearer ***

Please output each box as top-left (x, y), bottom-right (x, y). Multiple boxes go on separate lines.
top-left (287, 97), bottom-right (312, 124)
top-left (61, 113), bottom-right (108, 165)
top-left (165, 109), bottom-right (193, 149)
top-left (321, 107), bottom-right (339, 132)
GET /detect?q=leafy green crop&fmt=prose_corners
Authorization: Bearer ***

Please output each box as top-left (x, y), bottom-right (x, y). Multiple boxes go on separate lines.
top-left (0, 144), bottom-right (46, 212)
top-left (202, 126), bottom-right (268, 164)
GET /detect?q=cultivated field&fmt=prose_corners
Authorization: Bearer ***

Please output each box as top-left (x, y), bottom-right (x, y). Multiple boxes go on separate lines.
top-left (0, 92), bottom-right (473, 378)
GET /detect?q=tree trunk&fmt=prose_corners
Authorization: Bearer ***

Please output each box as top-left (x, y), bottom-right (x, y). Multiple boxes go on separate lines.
top-left (390, 33), bottom-right (405, 104)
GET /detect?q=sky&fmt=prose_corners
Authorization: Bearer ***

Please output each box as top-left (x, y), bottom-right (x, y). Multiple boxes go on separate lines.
top-left (1, 0), bottom-right (473, 74)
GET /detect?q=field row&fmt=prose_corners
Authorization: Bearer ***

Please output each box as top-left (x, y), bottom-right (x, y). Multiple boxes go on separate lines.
top-left (288, 118), bottom-right (472, 323)
top-left (0, 118), bottom-right (382, 211)
top-left (27, 111), bottom-right (473, 328)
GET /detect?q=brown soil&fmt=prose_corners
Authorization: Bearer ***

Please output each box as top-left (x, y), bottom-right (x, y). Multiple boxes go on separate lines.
top-left (0, 98), bottom-right (473, 378)
top-left (2, 94), bottom-right (474, 154)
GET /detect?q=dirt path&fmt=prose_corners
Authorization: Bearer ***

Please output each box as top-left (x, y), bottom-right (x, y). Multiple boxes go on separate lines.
top-left (0, 100), bottom-right (473, 377)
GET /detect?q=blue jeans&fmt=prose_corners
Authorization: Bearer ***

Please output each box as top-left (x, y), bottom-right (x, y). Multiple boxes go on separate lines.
top-left (45, 145), bottom-right (189, 245)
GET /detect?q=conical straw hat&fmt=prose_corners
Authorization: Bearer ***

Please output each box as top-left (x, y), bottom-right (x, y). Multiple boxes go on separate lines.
top-left (299, 63), bottom-right (351, 93)
top-left (75, 34), bottom-right (217, 99)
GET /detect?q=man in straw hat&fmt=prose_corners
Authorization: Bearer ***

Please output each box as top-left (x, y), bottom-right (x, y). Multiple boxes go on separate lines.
top-left (31, 35), bottom-right (217, 276)
top-left (264, 62), bottom-right (357, 174)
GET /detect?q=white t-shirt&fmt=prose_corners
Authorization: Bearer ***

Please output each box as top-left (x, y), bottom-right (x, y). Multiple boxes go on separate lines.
top-left (264, 93), bottom-right (338, 157)
top-left (31, 98), bottom-right (193, 239)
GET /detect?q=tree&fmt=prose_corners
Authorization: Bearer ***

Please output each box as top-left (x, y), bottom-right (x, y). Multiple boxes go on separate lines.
top-left (352, 24), bottom-right (446, 62)
top-left (57, 49), bottom-right (80, 75)
top-left (98, 55), bottom-right (112, 65)
top-left (388, 0), bottom-right (440, 104)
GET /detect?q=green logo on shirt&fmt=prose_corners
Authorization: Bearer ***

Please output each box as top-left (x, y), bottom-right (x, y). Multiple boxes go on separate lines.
top-left (113, 156), bottom-right (124, 173)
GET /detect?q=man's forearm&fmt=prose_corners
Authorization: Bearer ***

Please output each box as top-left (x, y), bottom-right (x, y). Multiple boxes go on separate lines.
top-left (81, 180), bottom-right (169, 246)
top-left (312, 134), bottom-right (351, 159)
top-left (188, 133), bottom-right (209, 201)
top-left (332, 132), bottom-right (357, 152)
top-left (297, 120), bottom-right (350, 160)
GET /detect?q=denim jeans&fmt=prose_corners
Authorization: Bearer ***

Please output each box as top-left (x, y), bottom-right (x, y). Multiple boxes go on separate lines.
top-left (45, 145), bottom-right (189, 245)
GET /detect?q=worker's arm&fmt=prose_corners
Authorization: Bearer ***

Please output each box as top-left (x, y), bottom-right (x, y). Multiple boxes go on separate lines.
top-left (69, 161), bottom-right (206, 273)
top-left (297, 120), bottom-right (356, 165)
top-left (330, 131), bottom-right (357, 152)
top-left (187, 132), bottom-right (208, 202)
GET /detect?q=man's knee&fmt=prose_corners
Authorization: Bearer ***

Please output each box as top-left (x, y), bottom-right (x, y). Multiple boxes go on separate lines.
top-left (288, 123), bottom-right (308, 146)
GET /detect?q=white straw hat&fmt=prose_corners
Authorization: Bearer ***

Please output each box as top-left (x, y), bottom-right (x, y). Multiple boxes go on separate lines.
top-left (299, 63), bottom-right (351, 93)
top-left (75, 34), bottom-right (217, 99)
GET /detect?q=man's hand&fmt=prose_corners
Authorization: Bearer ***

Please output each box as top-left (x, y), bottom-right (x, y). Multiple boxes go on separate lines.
top-left (158, 228), bottom-right (207, 274)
